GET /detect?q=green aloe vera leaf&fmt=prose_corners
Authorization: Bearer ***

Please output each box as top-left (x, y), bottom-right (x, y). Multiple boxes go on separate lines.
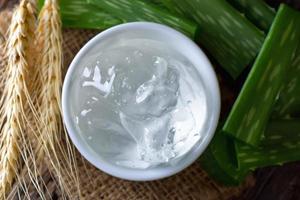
top-left (146, 0), bottom-right (164, 6)
top-left (235, 120), bottom-right (300, 170)
top-left (200, 148), bottom-right (243, 185)
top-left (273, 45), bottom-right (300, 118)
top-left (262, 119), bottom-right (300, 145)
top-left (201, 119), bottom-right (300, 185)
top-left (226, 0), bottom-right (275, 32)
top-left (38, 0), bottom-right (122, 30)
top-left (168, 0), bottom-right (265, 78)
top-left (200, 130), bottom-right (248, 185)
top-left (235, 140), bottom-right (300, 171)
top-left (223, 4), bottom-right (300, 146)
top-left (159, 0), bottom-right (186, 15)
top-left (87, 0), bottom-right (199, 39)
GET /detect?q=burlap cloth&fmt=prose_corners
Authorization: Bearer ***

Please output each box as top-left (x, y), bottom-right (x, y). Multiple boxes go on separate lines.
top-left (0, 9), bottom-right (255, 200)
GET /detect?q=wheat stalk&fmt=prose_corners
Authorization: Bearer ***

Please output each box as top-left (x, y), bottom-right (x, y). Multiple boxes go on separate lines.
top-left (0, 1), bottom-right (37, 198)
top-left (35, 0), bottom-right (80, 198)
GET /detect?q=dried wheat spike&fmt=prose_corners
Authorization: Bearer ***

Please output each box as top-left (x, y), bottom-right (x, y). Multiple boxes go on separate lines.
top-left (0, 0), bottom-right (36, 198)
top-left (35, 0), bottom-right (80, 198)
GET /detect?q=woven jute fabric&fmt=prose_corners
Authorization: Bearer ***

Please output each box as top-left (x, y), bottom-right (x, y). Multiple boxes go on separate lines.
top-left (0, 9), bottom-right (255, 200)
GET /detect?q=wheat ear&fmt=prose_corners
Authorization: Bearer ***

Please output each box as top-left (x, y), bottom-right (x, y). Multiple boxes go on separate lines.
top-left (0, 1), bottom-right (36, 198)
top-left (35, 0), bottom-right (80, 198)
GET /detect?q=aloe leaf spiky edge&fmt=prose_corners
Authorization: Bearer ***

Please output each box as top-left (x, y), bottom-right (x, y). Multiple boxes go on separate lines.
top-left (226, 0), bottom-right (275, 32)
top-left (223, 4), bottom-right (300, 146)
top-left (88, 0), bottom-right (198, 39)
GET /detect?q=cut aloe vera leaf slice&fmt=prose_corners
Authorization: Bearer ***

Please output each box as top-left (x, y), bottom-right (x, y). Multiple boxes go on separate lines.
top-left (226, 0), bottom-right (275, 32)
top-left (87, 0), bottom-right (199, 39)
top-left (167, 0), bottom-right (265, 78)
top-left (200, 130), bottom-right (248, 185)
top-left (273, 45), bottom-right (300, 118)
top-left (223, 4), bottom-right (300, 146)
top-left (38, 0), bottom-right (122, 30)
top-left (236, 119), bottom-right (300, 170)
